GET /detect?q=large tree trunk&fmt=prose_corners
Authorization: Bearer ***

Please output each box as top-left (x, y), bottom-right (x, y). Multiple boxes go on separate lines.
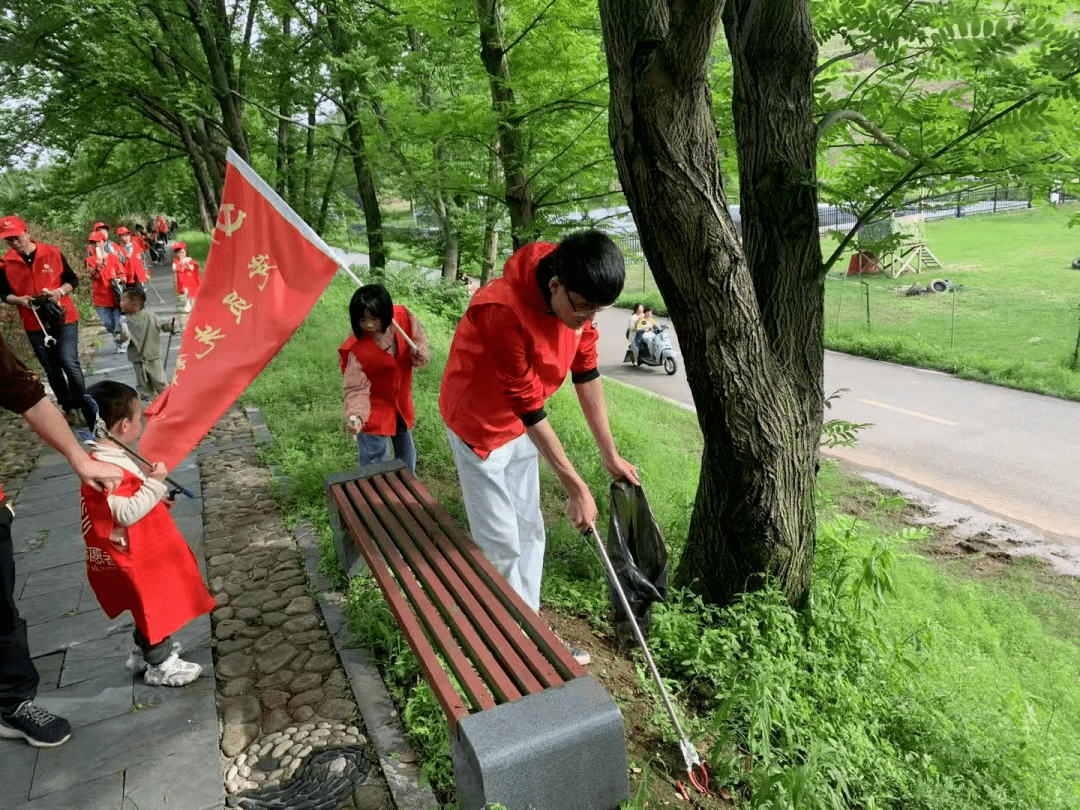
top-left (325, 4), bottom-right (386, 269)
top-left (599, 0), bottom-right (823, 606)
top-left (476, 0), bottom-right (535, 249)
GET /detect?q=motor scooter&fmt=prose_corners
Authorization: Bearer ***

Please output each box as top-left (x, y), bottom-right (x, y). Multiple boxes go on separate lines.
top-left (623, 324), bottom-right (678, 375)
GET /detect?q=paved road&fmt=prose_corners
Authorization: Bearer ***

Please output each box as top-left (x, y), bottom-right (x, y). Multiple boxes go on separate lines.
top-left (593, 307), bottom-right (1080, 552)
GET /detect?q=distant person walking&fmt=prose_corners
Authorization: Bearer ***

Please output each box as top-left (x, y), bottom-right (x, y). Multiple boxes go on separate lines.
top-left (0, 215), bottom-right (92, 426)
top-left (172, 242), bottom-right (200, 313)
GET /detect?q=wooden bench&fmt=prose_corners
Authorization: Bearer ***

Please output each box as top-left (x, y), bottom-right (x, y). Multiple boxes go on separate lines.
top-left (326, 460), bottom-right (628, 810)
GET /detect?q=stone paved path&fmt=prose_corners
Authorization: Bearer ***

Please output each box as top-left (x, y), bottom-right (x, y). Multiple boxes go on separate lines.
top-left (3, 261), bottom-right (417, 809)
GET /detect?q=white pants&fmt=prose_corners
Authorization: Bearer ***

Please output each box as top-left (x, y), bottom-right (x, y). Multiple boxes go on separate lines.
top-left (447, 429), bottom-right (546, 611)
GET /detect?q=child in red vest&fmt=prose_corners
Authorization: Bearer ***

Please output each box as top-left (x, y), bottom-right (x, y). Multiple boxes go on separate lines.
top-left (81, 380), bottom-right (214, 686)
top-left (86, 231), bottom-right (128, 353)
top-left (339, 284), bottom-right (430, 472)
top-left (172, 242), bottom-right (200, 313)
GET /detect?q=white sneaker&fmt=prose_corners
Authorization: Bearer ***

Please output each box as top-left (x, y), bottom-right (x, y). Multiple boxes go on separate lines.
top-left (143, 651), bottom-right (202, 686)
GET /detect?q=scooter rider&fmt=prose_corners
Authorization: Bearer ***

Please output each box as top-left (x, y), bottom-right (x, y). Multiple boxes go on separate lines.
top-left (630, 305), bottom-right (657, 365)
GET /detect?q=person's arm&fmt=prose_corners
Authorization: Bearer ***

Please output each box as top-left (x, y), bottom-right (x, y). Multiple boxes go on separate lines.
top-left (574, 376), bottom-right (639, 487)
top-left (406, 309), bottom-right (431, 368)
top-left (21, 399), bottom-right (122, 493)
top-left (342, 354), bottom-right (372, 436)
top-left (107, 472), bottom-right (167, 526)
top-left (525, 419), bottom-right (597, 531)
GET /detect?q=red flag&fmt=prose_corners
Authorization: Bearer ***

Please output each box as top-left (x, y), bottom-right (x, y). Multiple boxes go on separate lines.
top-left (141, 149), bottom-right (345, 469)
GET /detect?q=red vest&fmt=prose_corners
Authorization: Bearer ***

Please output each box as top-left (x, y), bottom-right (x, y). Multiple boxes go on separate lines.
top-left (88, 252), bottom-right (123, 307)
top-left (174, 257), bottom-right (200, 295)
top-left (1, 243), bottom-right (79, 332)
top-left (338, 304), bottom-right (417, 435)
top-left (439, 242), bottom-right (595, 459)
top-left (81, 467), bottom-right (215, 645)
top-left (120, 243), bottom-right (147, 283)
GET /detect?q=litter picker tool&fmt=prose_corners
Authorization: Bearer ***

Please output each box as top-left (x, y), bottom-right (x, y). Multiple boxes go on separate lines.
top-left (80, 395), bottom-right (195, 499)
top-left (584, 521), bottom-right (709, 798)
top-left (27, 300), bottom-right (57, 347)
top-left (391, 319), bottom-right (418, 353)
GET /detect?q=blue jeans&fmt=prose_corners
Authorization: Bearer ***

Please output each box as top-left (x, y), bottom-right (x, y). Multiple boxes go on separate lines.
top-left (95, 306), bottom-right (125, 339)
top-left (27, 323), bottom-right (88, 416)
top-left (356, 414), bottom-right (416, 473)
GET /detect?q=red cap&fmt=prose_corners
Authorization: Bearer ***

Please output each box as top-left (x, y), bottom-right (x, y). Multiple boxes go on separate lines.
top-left (0, 215), bottom-right (28, 239)
top-left (172, 241), bottom-right (187, 251)
top-left (92, 221), bottom-right (109, 230)
top-left (116, 226), bottom-right (131, 235)
top-left (87, 231), bottom-right (107, 243)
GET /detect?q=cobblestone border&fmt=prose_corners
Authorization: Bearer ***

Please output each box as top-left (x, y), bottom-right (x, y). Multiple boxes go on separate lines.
top-left (243, 406), bottom-right (438, 810)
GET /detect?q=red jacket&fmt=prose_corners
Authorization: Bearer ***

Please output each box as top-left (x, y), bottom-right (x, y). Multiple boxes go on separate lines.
top-left (1, 242), bottom-right (79, 332)
top-left (439, 242), bottom-right (598, 459)
top-left (81, 468), bottom-right (215, 645)
top-left (338, 304), bottom-right (417, 435)
top-left (88, 252), bottom-right (123, 307)
top-left (174, 257), bottom-right (200, 295)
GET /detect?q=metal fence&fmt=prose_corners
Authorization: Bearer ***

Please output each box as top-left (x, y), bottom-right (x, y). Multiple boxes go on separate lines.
top-left (825, 275), bottom-right (1080, 368)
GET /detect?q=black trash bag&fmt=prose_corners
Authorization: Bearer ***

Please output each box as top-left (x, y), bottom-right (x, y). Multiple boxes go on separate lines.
top-left (30, 294), bottom-right (66, 332)
top-left (605, 481), bottom-right (669, 649)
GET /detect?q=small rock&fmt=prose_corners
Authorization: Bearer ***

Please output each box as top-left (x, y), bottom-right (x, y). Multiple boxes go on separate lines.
top-left (226, 764), bottom-right (238, 782)
top-left (282, 615), bottom-right (319, 634)
top-left (221, 723), bottom-right (259, 757)
top-left (258, 756), bottom-right (279, 771)
top-left (329, 756), bottom-right (347, 776)
top-left (216, 619), bottom-right (249, 640)
top-left (217, 636), bottom-right (256, 655)
top-left (303, 654), bottom-right (337, 673)
top-left (209, 552), bottom-right (237, 566)
top-left (210, 576), bottom-right (226, 593)
top-left (316, 698), bottom-right (356, 721)
top-left (293, 705), bottom-right (315, 722)
top-left (260, 690), bottom-right (291, 710)
top-left (257, 644), bottom-right (299, 674)
top-left (218, 652), bottom-right (256, 679)
top-left (272, 739), bottom-right (292, 758)
top-left (263, 597), bottom-right (290, 612)
top-left (284, 596), bottom-right (316, 615)
top-left (214, 591), bottom-right (230, 608)
top-left (261, 612), bottom-right (288, 628)
top-left (220, 677), bottom-right (255, 697)
top-left (309, 728), bottom-right (332, 739)
top-left (235, 607), bottom-right (262, 622)
top-left (262, 708), bottom-right (291, 734)
top-left (213, 606), bottom-right (235, 621)
top-left (253, 630), bottom-right (287, 655)
top-left (288, 673), bottom-right (323, 693)
top-left (221, 696), bottom-right (262, 726)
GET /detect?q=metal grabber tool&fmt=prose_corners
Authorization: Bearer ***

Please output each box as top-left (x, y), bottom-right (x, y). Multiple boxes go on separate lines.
top-left (80, 395), bottom-right (195, 499)
top-left (28, 300), bottom-right (57, 347)
top-left (584, 521), bottom-right (709, 798)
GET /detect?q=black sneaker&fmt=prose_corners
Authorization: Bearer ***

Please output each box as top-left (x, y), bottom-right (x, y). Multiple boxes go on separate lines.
top-left (0, 701), bottom-right (72, 747)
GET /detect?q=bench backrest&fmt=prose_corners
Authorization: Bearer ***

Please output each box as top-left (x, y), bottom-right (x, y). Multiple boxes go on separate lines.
top-left (327, 462), bottom-right (587, 728)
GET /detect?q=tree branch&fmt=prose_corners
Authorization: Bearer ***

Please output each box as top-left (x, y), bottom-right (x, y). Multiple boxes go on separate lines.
top-left (503, 0), bottom-right (559, 54)
top-left (816, 110), bottom-right (911, 158)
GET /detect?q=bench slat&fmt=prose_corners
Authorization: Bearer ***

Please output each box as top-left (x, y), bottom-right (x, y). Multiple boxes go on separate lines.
top-left (383, 471), bottom-right (568, 691)
top-left (329, 485), bottom-right (474, 723)
top-left (398, 472), bottom-right (588, 681)
top-left (358, 476), bottom-right (531, 703)
top-left (340, 481), bottom-right (498, 717)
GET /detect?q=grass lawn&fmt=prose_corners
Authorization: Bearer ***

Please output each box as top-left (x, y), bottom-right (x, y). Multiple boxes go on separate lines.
top-left (825, 203), bottom-right (1080, 369)
top-left (237, 263), bottom-right (1080, 809)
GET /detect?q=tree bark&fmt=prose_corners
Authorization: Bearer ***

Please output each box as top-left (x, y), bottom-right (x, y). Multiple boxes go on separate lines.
top-left (599, 0), bottom-right (823, 606)
top-left (476, 0), bottom-right (535, 249)
top-left (184, 0), bottom-right (250, 162)
top-left (325, 3), bottom-right (386, 269)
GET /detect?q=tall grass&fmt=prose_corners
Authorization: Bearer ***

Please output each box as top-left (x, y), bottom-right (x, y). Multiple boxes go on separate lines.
top-left (241, 259), bottom-right (1080, 809)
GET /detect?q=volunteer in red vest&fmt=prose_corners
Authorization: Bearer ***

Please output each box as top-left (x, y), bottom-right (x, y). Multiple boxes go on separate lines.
top-left (340, 284), bottom-right (430, 472)
top-left (439, 231), bottom-right (639, 659)
top-left (0, 215), bottom-right (91, 426)
top-left (116, 227), bottom-right (147, 289)
top-left (1, 332), bottom-right (121, 748)
top-left (86, 231), bottom-right (128, 353)
top-left (172, 242), bottom-right (200, 313)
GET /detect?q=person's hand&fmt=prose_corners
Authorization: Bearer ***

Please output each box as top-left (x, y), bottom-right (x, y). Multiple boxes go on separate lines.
top-left (148, 462), bottom-right (168, 482)
top-left (10, 294), bottom-right (32, 308)
top-left (44, 287), bottom-right (64, 302)
top-left (347, 415), bottom-right (363, 438)
top-left (565, 481), bottom-right (598, 533)
top-left (162, 493), bottom-right (176, 508)
top-left (73, 456), bottom-right (123, 493)
top-left (603, 453), bottom-right (640, 487)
